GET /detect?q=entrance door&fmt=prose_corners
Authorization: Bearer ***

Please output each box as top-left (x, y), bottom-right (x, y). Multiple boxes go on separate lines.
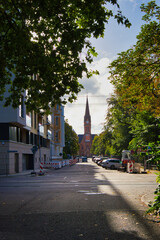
top-left (15, 153), bottom-right (19, 173)
top-left (22, 154), bottom-right (34, 171)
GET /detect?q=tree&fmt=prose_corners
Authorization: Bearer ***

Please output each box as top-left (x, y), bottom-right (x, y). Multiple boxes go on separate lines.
top-left (0, 0), bottom-right (130, 113)
top-left (91, 133), bottom-right (106, 156)
top-left (103, 95), bottom-right (133, 155)
top-left (91, 130), bottom-right (113, 156)
top-left (108, 1), bottom-right (160, 117)
top-left (129, 110), bottom-right (160, 150)
top-left (107, 1), bottom-right (160, 217)
top-left (63, 120), bottom-right (79, 158)
top-left (91, 135), bottom-right (99, 156)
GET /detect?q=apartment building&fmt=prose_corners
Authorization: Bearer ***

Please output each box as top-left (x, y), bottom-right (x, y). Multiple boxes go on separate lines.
top-left (0, 89), bottom-right (65, 175)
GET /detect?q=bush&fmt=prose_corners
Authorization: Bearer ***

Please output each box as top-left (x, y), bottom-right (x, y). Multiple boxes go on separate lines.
top-left (146, 173), bottom-right (160, 217)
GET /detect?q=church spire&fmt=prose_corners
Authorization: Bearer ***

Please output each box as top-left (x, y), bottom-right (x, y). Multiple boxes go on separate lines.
top-left (84, 96), bottom-right (91, 122)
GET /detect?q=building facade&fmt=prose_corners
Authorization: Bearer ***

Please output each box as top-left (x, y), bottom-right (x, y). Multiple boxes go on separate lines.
top-left (0, 88), bottom-right (65, 175)
top-left (50, 104), bottom-right (65, 161)
top-left (78, 96), bottom-right (96, 157)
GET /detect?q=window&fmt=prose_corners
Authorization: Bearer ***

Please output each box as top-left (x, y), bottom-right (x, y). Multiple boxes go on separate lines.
top-left (26, 131), bottom-right (30, 144)
top-left (56, 116), bottom-right (59, 126)
top-left (26, 112), bottom-right (31, 127)
top-left (30, 133), bottom-right (33, 145)
top-left (110, 160), bottom-right (120, 163)
top-left (55, 131), bottom-right (59, 142)
top-left (86, 127), bottom-right (89, 133)
top-left (31, 112), bottom-right (33, 127)
top-left (85, 134), bottom-right (90, 142)
top-left (34, 112), bottom-right (37, 129)
top-left (17, 128), bottom-right (21, 142)
top-left (9, 126), bottom-right (17, 141)
top-left (19, 96), bottom-right (24, 118)
top-left (9, 126), bottom-right (21, 142)
top-left (48, 115), bottom-right (51, 123)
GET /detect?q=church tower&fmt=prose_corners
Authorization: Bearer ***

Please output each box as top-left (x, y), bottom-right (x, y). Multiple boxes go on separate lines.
top-left (84, 96), bottom-right (91, 142)
top-left (79, 96), bottom-right (93, 157)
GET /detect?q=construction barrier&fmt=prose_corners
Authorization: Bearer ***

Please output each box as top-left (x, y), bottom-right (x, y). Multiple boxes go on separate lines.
top-left (65, 160), bottom-right (70, 166)
top-left (127, 161), bottom-right (133, 173)
top-left (133, 163), bottom-right (141, 173)
top-left (44, 162), bottom-right (56, 169)
top-left (43, 158), bottom-right (78, 169)
top-left (127, 162), bottom-right (141, 174)
top-left (45, 161), bottom-right (62, 169)
top-left (69, 158), bottom-right (77, 166)
top-left (39, 162), bottom-right (44, 174)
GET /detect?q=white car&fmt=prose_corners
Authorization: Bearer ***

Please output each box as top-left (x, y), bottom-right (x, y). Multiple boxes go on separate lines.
top-left (103, 158), bottom-right (122, 169)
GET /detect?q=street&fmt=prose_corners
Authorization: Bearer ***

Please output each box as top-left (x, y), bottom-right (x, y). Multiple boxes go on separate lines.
top-left (0, 159), bottom-right (159, 240)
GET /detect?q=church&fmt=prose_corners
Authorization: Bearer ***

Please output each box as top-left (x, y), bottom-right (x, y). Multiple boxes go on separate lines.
top-left (78, 96), bottom-right (96, 157)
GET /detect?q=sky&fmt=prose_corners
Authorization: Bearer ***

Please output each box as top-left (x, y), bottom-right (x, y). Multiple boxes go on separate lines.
top-left (64, 0), bottom-right (152, 135)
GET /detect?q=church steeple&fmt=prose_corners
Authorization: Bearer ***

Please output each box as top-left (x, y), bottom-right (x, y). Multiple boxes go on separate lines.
top-left (84, 96), bottom-right (91, 123)
top-left (78, 95), bottom-right (94, 157)
top-left (84, 96), bottom-right (91, 135)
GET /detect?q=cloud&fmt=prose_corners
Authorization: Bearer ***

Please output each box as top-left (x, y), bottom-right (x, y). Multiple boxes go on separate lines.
top-left (64, 56), bottom-right (113, 134)
top-left (118, 0), bottom-right (138, 10)
top-left (80, 76), bottom-right (100, 95)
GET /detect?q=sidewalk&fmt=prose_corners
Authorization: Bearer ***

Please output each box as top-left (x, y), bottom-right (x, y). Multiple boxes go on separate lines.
top-left (0, 168), bottom-right (52, 177)
top-left (141, 192), bottom-right (155, 206)
top-left (141, 170), bottom-right (159, 206)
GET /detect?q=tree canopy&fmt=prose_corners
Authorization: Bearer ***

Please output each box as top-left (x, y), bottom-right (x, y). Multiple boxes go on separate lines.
top-left (0, 0), bottom-right (130, 113)
top-left (91, 1), bottom-right (160, 157)
top-left (96, 1), bottom-right (160, 217)
top-left (108, 0), bottom-right (160, 117)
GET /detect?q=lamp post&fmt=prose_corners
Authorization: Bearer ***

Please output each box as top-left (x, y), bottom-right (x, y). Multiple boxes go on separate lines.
top-left (31, 145), bottom-right (38, 175)
top-left (38, 122), bottom-right (50, 175)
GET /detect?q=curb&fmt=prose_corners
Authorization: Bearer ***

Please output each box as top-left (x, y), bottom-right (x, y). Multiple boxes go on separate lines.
top-left (141, 193), bottom-right (155, 206)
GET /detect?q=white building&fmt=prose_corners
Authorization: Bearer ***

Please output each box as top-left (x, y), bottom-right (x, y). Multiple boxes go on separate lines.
top-left (0, 88), bottom-right (65, 175)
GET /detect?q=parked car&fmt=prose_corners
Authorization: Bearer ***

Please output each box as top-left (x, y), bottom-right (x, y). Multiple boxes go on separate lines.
top-left (101, 159), bottom-right (109, 168)
top-left (94, 157), bottom-right (102, 164)
top-left (103, 158), bottom-right (122, 169)
top-left (97, 159), bottom-right (103, 165)
top-left (82, 156), bottom-right (87, 162)
top-left (98, 157), bottom-right (108, 166)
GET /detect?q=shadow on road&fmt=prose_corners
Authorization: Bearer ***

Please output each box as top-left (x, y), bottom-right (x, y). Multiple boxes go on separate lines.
top-left (0, 162), bottom-right (159, 240)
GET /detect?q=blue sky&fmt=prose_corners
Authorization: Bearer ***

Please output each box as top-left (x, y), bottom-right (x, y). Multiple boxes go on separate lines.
top-left (64, 0), bottom-right (153, 134)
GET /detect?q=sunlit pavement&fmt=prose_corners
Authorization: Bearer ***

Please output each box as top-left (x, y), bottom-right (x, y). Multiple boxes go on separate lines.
top-left (0, 159), bottom-right (159, 240)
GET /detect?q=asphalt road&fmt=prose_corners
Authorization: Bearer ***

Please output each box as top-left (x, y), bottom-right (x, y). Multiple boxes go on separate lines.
top-left (0, 159), bottom-right (159, 240)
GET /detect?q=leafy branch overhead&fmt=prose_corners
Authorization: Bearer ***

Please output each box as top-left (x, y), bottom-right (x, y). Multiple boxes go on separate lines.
top-left (108, 0), bottom-right (160, 118)
top-left (0, 0), bottom-right (130, 113)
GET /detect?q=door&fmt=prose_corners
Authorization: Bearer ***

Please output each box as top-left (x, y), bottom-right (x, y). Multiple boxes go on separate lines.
top-left (15, 153), bottom-right (19, 173)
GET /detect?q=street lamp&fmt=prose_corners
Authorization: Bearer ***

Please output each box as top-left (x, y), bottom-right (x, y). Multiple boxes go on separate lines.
top-left (38, 122), bottom-right (50, 175)
top-left (31, 145), bottom-right (38, 175)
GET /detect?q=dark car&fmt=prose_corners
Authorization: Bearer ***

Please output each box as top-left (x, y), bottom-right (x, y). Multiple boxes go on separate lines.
top-left (82, 157), bottom-right (87, 162)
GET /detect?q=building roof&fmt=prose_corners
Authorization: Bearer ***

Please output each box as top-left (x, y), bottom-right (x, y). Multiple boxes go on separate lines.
top-left (78, 134), bottom-right (97, 143)
top-left (78, 134), bottom-right (83, 143)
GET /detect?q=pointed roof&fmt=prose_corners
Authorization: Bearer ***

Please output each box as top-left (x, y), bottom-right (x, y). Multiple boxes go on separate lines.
top-left (84, 96), bottom-right (91, 122)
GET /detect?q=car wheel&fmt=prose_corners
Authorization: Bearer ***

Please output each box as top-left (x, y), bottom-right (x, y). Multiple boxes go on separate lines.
top-left (110, 165), bottom-right (115, 170)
